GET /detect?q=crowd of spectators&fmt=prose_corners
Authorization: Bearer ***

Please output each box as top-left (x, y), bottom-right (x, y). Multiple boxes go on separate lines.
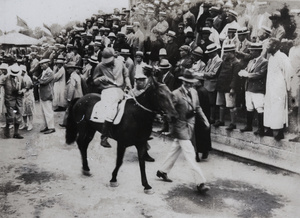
top-left (0, 0), bottom-right (300, 141)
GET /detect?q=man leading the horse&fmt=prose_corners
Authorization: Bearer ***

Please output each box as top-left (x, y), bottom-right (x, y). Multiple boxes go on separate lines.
top-left (156, 69), bottom-right (211, 194)
top-left (92, 48), bottom-right (132, 147)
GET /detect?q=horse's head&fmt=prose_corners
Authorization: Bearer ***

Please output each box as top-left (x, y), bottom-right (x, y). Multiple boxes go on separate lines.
top-left (150, 78), bottom-right (178, 121)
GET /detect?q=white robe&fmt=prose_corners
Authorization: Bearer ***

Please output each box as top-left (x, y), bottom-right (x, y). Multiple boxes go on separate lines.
top-left (264, 51), bottom-right (292, 129)
top-left (288, 45), bottom-right (300, 105)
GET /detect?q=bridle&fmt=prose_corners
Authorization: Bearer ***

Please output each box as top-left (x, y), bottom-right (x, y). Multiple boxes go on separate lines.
top-left (128, 82), bottom-right (167, 114)
top-left (129, 89), bottom-right (157, 114)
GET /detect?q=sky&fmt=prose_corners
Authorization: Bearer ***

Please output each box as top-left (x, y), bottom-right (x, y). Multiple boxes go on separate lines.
top-left (0, 0), bottom-right (129, 32)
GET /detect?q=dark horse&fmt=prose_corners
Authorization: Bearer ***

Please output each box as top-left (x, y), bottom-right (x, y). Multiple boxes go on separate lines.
top-left (65, 76), bottom-right (178, 194)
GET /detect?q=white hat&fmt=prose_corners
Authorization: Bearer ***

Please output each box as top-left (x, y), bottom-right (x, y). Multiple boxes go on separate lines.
top-left (0, 63), bottom-right (8, 70)
top-left (101, 48), bottom-right (115, 64)
top-left (227, 10), bottom-right (238, 18)
top-left (134, 71), bottom-right (147, 79)
top-left (108, 32), bottom-right (116, 38)
top-left (159, 48), bottom-right (167, 56)
top-left (9, 65), bottom-right (21, 76)
top-left (39, 59), bottom-right (50, 64)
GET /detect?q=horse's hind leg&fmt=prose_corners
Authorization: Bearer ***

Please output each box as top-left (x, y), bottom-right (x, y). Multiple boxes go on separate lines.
top-left (110, 143), bottom-right (126, 187)
top-left (136, 143), bottom-right (153, 194)
top-left (77, 127), bottom-right (96, 176)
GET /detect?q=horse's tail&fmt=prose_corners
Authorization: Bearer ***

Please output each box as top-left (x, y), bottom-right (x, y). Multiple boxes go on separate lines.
top-left (66, 98), bottom-right (80, 145)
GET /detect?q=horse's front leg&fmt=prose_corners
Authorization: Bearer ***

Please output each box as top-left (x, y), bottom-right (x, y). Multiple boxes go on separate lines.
top-left (77, 127), bottom-right (96, 176)
top-left (136, 143), bottom-right (154, 194)
top-left (110, 142), bottom-right (126, 187)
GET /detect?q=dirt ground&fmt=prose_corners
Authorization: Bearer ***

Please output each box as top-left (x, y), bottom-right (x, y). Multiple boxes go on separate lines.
top-left (1, 105), bottom-right (300, 218)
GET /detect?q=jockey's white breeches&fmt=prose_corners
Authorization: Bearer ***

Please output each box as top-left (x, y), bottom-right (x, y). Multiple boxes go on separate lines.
top-left (101, 87), bottom-right (124, 122)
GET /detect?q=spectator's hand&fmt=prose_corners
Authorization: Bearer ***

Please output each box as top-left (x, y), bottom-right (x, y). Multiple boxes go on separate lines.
top-left (238, 70), bottom-right (248, 77)
top-left (18, 89), bottom-right (25, 94)
top-left (98, 76), bottom-right (108, 83)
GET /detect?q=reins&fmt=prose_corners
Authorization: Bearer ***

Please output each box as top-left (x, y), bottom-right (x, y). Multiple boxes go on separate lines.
top-left (129, 89), bottom-right (157, 114)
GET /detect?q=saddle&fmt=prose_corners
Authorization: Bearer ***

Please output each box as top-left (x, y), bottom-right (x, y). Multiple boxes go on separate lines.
top-left (90, 95), bottom-right (132, 125)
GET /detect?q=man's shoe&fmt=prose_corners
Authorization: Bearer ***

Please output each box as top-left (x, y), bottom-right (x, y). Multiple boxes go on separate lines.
top-left (253, 129), bottom-right (264, 136)
top-left (59, 124), bottom-right (66, 128)
top-left (240, 126), bottom-right (252, 132)
top-left (27, 124), bottom-right (33, 131)
top-left (3, 127), bottom-right (10, 138)
top-left (44, 129), bottom-right (56, 134)
top-left (54, 107), bottom-right (66, 112)
top-left (197, 183), bottom-right (210, 194)
top-left (264, 128), bottom-right (273, 137)
top-left (40, 127), bottom-right (49, 133)
top-left (213, 120), bottom-right (225, 128)
top-left (274, 132), bottom-right (284, 141)
top-left (101, 137), bottom-right (111, 148)
top-left (13, 134), bottom-right (24, 139)
top-left (156, 170), bottom-right (172, 182)
top-left (195, 154), bottom-right (201, 162)
top-left (226, 123), bottom-right (236, 131)
top-left (202, 152), bottom-right (209, 160)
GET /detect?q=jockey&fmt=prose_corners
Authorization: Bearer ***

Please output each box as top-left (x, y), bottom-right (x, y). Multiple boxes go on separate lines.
top-left (93, 47), bottom-right (132, 147)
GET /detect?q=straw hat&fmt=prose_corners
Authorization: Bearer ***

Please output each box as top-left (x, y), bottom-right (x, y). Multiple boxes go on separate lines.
top-left (158, 59), bottom-right (171, 69)
top-left (0, 63), bottom-right (8, 70)
top-left (179, 69), bottom-right (198, 83)
top-left (120, 49), bottom-right (131, 56)
top-left (9, 65), bottom-right (21, 76)
top-left (192, 47), bottom-right (204, 56)
top-left (237, 27), bottom-right (250, 35)
top-left (55, 55), bottom-right (65, 64)
top-left (205, 43), bottom-right (218, 54)
top-left (88, 56), bottom-right (99, 64)
top-left (159, 48), bottom-right (167, 56)
top-left (227, 10), bottom-right (238, 19)
top-left (135, 51), bottom-right (144, 57)
top-left (248, 43), bottom-right (263, 50)
top-left (39, 59), bottom-right (50, 64)
top-left (223, 44), bottom-right (236, 52)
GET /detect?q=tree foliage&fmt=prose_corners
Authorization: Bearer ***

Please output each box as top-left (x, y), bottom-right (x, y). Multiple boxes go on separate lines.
top-left (280, 3), bottom-right (297, 40)
top-left (33, 27), bottom-right (44, 39)
top-left (49, 23), bottom-right (62, 37)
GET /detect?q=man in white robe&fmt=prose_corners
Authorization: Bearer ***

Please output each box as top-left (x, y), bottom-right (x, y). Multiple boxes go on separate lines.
top-left (264, 38), bottom-right (293, 140)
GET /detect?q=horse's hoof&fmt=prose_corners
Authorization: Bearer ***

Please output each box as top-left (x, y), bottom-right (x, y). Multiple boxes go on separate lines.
top-left (110, 182), bottom-right (119, 187)
top-left (82, 169), bottom-right (91, 176)
top-left (144, 188), bottom-right (155, 195)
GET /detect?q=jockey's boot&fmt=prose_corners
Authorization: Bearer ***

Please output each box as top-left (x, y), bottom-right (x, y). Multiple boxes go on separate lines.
top-left (13, 123), bottom-right (24, 139)
top-left (101, 121), bottom-right (112, 148)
